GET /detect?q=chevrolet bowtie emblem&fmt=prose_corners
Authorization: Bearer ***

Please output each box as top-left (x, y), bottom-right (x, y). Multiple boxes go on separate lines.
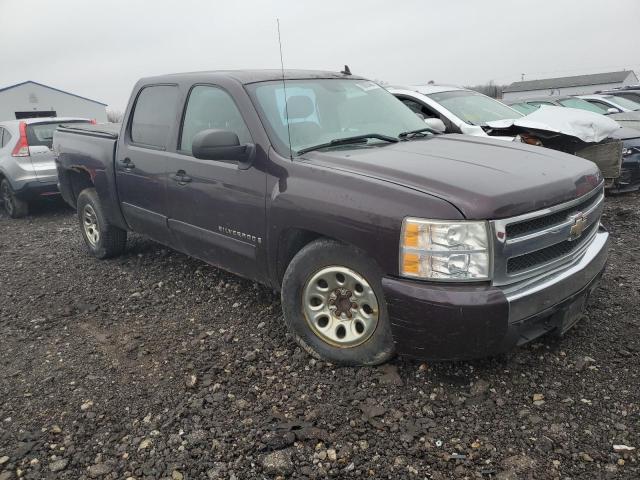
top-left (569, 213), bottom-right (587, 241)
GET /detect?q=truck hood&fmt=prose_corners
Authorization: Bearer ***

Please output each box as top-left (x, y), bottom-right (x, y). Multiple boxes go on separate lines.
top-left (303, 134), bottom-right (602, 220)
top-left (485, 105), bottom-right (619, 143)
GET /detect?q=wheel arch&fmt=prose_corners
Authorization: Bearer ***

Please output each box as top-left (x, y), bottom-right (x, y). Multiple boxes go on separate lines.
top-left (58, 166), bottom-right (94, 208)
top-left (274, 227), bottom-right (387, 290)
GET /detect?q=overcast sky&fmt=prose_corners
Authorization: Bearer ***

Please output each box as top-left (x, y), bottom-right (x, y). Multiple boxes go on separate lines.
top-left (1, 0), bottom-right (639, 111)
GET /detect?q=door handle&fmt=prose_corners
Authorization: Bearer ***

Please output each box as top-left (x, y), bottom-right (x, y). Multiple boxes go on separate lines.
top-left (170, 170), bottom-right (192, 184)
top-left (120, 157), bottom-right (135, 170)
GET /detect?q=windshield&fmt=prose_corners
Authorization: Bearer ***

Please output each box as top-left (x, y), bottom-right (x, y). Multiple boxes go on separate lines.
top-left (247, 79), bottom-right (427, 155)
top-left (614, 92), bottom-right (640, 104)
top-left (510, 103), bottom-right (539, 115)
top-left (427, 90), bottom-right (522, 125)
top-left (607, 95), bottom-right (640, 111)
top-left (557, 97), bottom-right (608, 114)
top-left (27, 120), bottom-right (90, 148)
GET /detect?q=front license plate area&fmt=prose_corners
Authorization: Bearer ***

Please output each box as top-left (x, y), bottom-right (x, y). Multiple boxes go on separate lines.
top-left (558, 291), bottom-right (589, 335)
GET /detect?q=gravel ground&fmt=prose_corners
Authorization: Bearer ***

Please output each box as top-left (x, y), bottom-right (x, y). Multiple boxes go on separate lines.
top-left (0, 196), bottom-right (638, 480)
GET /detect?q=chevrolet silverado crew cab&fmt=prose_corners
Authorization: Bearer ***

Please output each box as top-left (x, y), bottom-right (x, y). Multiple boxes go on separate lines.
top-left (54, 70), bottom-right (609, 366)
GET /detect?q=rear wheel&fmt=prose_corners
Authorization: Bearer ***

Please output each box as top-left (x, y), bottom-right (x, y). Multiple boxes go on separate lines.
top-left (0, 179), bottom-right (29, 218)
top-left (281, 238), bottom-right (395, 366)
top-left (77, 188), bottom-right (127, 259)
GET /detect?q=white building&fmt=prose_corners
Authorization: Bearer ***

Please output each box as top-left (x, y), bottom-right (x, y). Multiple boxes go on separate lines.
top-left (0, 80), bottom-right (107, 122)
top-left (502, 71), bottom-right (639, 101)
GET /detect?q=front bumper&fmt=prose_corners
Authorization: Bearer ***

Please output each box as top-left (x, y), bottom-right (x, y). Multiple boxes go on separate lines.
top-left (382, 227), bottom-right (609, 361)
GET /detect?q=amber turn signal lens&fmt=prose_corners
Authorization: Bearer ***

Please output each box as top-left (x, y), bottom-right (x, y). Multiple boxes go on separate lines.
top-left (402, 252), bottom-right (420, 275)
top-left (403, 222), bottom-right (420, 248)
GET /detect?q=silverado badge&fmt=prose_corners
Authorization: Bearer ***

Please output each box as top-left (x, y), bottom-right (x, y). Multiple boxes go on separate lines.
top-left (568, 213), bottom-right (587, 241)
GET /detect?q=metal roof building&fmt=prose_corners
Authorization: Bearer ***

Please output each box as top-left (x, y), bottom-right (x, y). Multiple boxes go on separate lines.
top-left (502, 71), bottom-right (639, 101)
top-left (0, 81), bottom-right (107, 122)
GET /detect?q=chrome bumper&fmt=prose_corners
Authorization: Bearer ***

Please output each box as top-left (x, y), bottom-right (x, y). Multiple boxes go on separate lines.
top-left (503, 226), bottom-right (609, 323)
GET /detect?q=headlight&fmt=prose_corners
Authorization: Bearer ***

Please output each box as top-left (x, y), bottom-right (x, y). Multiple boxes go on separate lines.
top-left (400, 218), bottom-right (490, 281)
top-left (622, 147), bottom-right (632, 157)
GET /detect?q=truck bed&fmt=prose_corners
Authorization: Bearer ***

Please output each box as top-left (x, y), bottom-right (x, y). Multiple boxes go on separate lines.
top-left (54, 122), bottom-right (126, 229)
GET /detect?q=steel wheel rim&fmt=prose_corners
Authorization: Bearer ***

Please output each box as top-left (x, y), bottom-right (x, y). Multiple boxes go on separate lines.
top-left (83, 204), bottom-right (100, 246)
top-left (1, 183), bottom-right (14, 216)
top-left (302, 265), bottom-right (379, 348)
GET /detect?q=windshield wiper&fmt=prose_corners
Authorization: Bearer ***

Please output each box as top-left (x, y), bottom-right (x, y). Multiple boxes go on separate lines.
top-left (398, 127), bottom-right (442, 139)
top-left (296, 133), bottom-right (398, 156)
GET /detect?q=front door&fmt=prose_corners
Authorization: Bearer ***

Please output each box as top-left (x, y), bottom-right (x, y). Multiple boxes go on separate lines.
top-left (116, 84), bottom-right (180, 243)
top-left (165, 84), bottom-right (266, 281)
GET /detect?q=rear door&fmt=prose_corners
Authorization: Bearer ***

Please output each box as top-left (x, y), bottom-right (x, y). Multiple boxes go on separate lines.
top-left (165, 84), bottom-right (267, 280)
top-left (116, 84), bottom-right (180, 243)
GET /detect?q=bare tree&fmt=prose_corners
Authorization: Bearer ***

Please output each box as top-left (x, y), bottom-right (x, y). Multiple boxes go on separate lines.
top-left (106, 109), bottom-right (124, 123)
top-left (464, 80), bottom-right (508, 99)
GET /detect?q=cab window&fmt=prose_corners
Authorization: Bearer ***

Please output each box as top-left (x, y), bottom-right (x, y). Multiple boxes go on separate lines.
top-left (130, 85), bottom-right (179, 148)
top-left (179, 86), bottom-right (251, 154)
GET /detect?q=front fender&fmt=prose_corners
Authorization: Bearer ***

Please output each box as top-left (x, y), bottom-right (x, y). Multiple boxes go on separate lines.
top-left (265, 155), bottom-right (463, 286)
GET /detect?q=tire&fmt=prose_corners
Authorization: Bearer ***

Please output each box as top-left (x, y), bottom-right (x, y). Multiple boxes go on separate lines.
top-left (281, 238), bottom-right (395, 366)
top-left (76, 188), bottom-right (127, 259)
top-left (1, 179), bottom-right (29, 218)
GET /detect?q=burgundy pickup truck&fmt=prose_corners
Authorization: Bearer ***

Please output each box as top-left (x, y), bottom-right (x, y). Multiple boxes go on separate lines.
top-left (54, 70), bottom-right (609, 365)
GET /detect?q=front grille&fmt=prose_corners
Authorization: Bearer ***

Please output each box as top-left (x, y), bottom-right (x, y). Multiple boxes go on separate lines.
top-left (575, 140), bottom-right (623, 179)
top-left (506, 188), bottom-right (602, 238)
top-left (491, 185), bottom-right (605, 286)
top-left (507, 222), bottom-right (598, 274)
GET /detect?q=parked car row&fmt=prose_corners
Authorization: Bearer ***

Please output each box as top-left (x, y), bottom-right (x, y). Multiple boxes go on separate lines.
top-left (43, 69), bottom-right (611, 366)
top-left (389, 84), bottom-right (638, 192)
top-left (507, 93), bottom-right (640, 130)
top-left (598, 85), bottom-right (640, 104)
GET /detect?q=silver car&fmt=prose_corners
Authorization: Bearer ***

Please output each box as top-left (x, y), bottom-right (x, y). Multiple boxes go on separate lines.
top-left (0, 117), bottom-right (90, 217)
top-left (577, 94), bottom-right (640, 114)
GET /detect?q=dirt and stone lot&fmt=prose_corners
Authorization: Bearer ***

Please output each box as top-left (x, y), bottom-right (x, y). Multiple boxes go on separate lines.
top-left (0, 195), bottom-right (638, 480)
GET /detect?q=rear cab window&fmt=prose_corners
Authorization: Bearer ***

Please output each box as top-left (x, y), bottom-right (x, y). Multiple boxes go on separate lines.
top-left (130, 85), bottom-right (180, 149)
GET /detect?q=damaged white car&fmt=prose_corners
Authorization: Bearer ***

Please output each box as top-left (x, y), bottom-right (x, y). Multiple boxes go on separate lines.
top-left (389, 85), bottom-right (627, 190)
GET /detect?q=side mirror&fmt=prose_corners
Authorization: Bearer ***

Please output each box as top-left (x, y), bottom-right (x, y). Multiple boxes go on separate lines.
top-left (607, 107), bottom-right (621, 114)
top-left (424, 117), bottom-right (447, 133)
top-left (191, 129), bottom-right (255, 169)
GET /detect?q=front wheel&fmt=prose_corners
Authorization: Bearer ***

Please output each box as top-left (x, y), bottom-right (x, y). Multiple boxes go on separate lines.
top-left (1, 179), bottom-right (29, 218)
top-left (77, 188), bottom-right (127, 259)
top-left (281, 239), bottom-right (395, 366)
